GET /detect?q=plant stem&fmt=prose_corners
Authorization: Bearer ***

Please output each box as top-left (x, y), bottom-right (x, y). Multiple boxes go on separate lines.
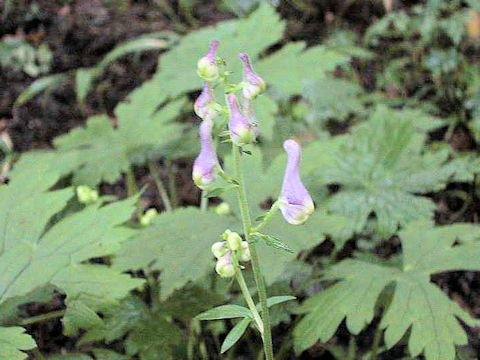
top-left (32, 348), bottom-right (47, 360)
top-left (200, 191), bottom-right (208, 211)
top-left (167, 159), bottom-right (178, 209)
top-left (369, 321), bottom-right (383, 360)
top-left (232, 253), bottom-right (264, 334)
top-left (21, 310), bottom-right (66, 326)
top-left (125, 166), bottom-right (138, 197)
top-left (251, 202), bottom-right (280, 233)
top-left (148, 160), bottom-right (173, 212)
top-left (232, 145), bottom-right (274, 360)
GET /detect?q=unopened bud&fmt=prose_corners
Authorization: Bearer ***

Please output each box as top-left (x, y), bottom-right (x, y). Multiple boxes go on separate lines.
top-left (238, 241), bottom-right (251, 262)
top-left (211, 241), bottom-right (228, 259)
top-left (76, 185), bottom-right (99, 204)
top-left (194, 82), bottom-right (219, 120)
top-left (215, 253), bottom-right (235, 278)
top-left (227, 93), bottom-right (256, 146)
top-left (140, 208), bottom-right (158, 227)
top-left (197, 40), bottom-right (219, 82)
top-left (239, 53), bottom-right (266, 100)
top-left (222, 229), bottom-right (242, 251)
top-left (215, 202), bottom-right (230, 215)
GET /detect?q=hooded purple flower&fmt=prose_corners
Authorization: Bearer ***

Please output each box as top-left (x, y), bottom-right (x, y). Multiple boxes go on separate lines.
top-left (239, 53), bottom-right (266, 100)
top-left (194, 82), bottom-right (218, 120)
top-left (197, 40), bottom-right (219, 82)
top-left (227, 93), bottom-right (257, 146)
top-left (279, 140), bottom-right (314, 225)
top-left (192, 118), bottom-right (219, 189)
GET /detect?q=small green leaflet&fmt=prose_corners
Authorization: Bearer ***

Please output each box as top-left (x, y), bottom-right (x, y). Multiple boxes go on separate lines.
top-left (251, 232), bottom-right (294, 253)
top-left (0, 327), bottom-right (36, 360)
top-left (220, 318), bottom-right (252, 353)
top-left (294, 221), bottom-right (480, 360)
top-left (195, 305), bottom-right (254, 321)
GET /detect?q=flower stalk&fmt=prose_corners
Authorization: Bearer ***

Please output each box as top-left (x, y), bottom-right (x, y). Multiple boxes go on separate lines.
top-left (232, 144), bottom-right (274, 360)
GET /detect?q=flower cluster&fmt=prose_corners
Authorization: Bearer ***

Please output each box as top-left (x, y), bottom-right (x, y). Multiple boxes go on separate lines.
top-left (212, 230), bottom-right (251, 278)
top-left (192, 40), bottom-right (314, 226)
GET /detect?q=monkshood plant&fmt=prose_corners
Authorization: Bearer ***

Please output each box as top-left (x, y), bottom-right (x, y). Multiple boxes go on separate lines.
top-left (193, 41), bottom-right (314, 358)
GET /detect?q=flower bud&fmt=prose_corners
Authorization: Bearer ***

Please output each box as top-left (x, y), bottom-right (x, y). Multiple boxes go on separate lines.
top-left (227, 93), bottom-right (256, 146)
top-left (211, 241), bottom-right (228, 259)
top-left (222, 229), bottom-right (242, 251)
top-left (215, 253), bottom-right (235, 278)
top-left (192, 118), bottom-right (220, 189)
top-left (215, 202), bottom-right (230, 215)
top-left (194, 82), bottom-right (218, 120)
top-left (238, 241), bottom-right (251, 262)
top-left (278, 140), bottom-right (315, 225)
top-left (76, 185), bottom-right (98, 204)
top-left (239, 53), bottom-right (266, 100)
top-left (140, 208), bottom-right (158, 227)
top-left (197, 40), bottom-right (219, 82)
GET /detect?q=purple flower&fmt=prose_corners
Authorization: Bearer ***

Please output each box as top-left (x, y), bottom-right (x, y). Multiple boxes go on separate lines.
top-left (192, 118), bottom-right (219, 189)
top-left (227, 93), bottom-right (257, 146)
top-left (194, 82), bottom-right (218, 120)
top-left (197, 40), bottom-right (220, 82)
top-left (239, 53), bottom-right (266, 100)
top-left (279, 139), bottom-right (314, 225)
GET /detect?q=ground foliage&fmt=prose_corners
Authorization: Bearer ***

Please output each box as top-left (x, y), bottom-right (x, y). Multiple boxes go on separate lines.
top-left (2, 1), bottom-right (480, 359)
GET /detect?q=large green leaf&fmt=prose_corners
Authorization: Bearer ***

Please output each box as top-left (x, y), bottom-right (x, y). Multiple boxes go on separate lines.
top-left (0, 158), bottom-right (143, 336)
top-left (113, 208), bottom-right (235, 299)
top-left (53, 99), bottom-right (185, 186)
top-left (0, 327), bottom-right (36, 360)
top-left (309, 116), bottom-right (456, 236)
top-left (294, 221), bottom-right (480, 360)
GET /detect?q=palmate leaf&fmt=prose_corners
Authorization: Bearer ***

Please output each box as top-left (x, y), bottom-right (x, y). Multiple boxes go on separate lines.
top-left (113, 208), bottom-right (235, 299)
top-left (53, 98), bottom-right (185, 186)
top-left (0, 157), bottom-right (143, 341)
top-left (302, 77), bottom-right (364, 123)
top-left (0, 327), bottom-right (36, 360)
top-left (294, 221), bottom-right (480, 360)
top-left (308, 116), bottom-right (456, 236)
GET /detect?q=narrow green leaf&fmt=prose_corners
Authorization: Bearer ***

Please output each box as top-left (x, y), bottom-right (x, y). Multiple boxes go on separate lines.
top-left (220, 318), bottom-right (252, 353)
top-left (14, 73), bottom-right (68, 106)
top-left (195, 305), bottom-right (253, 321)
top-left (251, 233), bottom-right (294, 253)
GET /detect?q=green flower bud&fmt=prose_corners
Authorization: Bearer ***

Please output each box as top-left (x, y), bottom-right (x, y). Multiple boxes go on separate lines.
top-left (223, 229), bottom-right (242, 251)
top-left (238, 241), bottom-right (251, 262)
top-left (140, 208), bottom-right (158, 227)
top-left (215, 202), bottom-right (230, 215)
top-left (215, 253), bottom-right (235, 278)
top-left (211, 241), bottom-right (228, 259)
top-left (76, 185), bottom-right (98, 204)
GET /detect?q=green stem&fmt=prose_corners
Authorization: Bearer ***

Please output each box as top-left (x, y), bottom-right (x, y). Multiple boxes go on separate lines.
top-left (200, 191), bottom-right (208, 211)
top-left (369, 321), bottom-right (382, 360)
top-left (232, 145), bottom-right (274, 360)
top-left (32, 348), bottom-right (47, 360)
top-left (251, 202), bottom-right (280, 233)
top-left (167, 159), bottom-right (178, 209)
top-left (21, 310), bottom-right (66, 326)
top-left (232, 253), bottom-right (264, 334)
top-left (148, 161), bottom-right (173, 212)
top-left (126, 166), bottom-right (138, 197)
top-left (144, 267), bottom-right (160, 311)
